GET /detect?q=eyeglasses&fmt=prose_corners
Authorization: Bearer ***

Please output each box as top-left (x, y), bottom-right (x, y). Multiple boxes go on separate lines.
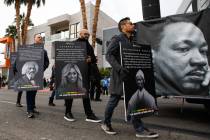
top-left (126, 22), bottom-right (133, 25)
top-left (84, 33), bottom-right (90, 36)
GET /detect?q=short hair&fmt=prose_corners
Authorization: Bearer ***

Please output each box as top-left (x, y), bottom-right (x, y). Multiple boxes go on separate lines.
top-left (34, 33), bottom-right (41, 39)
top-left (21, 61), bottom-right (39, 75)
top-left (61, 63), bottom-right (83, 88)
top-left (118, 17), bottom-right (130, 32)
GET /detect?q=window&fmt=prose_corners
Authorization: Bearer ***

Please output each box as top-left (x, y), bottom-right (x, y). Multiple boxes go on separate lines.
top-left (70, 22), bottom-right (80, 39)
top-left (61, 30), bottom-right (69, 39)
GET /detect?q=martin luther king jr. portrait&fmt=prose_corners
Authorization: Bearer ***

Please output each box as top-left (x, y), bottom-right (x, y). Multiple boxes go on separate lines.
top-left (152, 18), bottom-right (210, 96)
top-left (14, 61), bottom-right (39, 89)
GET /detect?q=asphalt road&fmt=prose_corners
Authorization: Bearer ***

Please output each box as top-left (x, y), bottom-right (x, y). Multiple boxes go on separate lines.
top-left (0, 88), bottom-right (209, 140)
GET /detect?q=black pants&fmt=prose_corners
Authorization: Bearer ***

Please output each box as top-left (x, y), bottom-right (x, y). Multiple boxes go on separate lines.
top-left (65, 97), bottom-right (93, 117)
top-left (26, 90), bottom-right (37, 112)
top-left (16, 91), bottom-right (23, 104)
top-left (90, 80), bottom-right (101, 100)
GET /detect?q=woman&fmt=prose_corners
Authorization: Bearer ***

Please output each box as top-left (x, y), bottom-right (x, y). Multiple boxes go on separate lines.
top-left (57, 63), bottom-right (86, 98)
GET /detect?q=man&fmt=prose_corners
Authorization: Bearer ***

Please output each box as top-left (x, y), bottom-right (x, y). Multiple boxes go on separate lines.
top-left (26, 34), bottom-right (49, 118)
top-left (90, 62), bottom-right (102, 101)
top-left (154, 21), bottom-right (210, 96)
top-left (14, 61), bottom-right (39, 88)
top-left (16, 91), bottom-right (23, 107)
top-left (14, 34), bottom-right (49, 118)
top-left (48, 64), bottom-right (56, 106)
top-left (101, 17), bottom-right (159, 138)
top-left (101, 76), bottom-right (109, 96)
top-left (64, 29), bottom-right (101, 123)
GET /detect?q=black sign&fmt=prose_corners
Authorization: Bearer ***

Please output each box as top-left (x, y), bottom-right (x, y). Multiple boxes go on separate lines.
top-left (121, 43), bottom-right (157, 118)
top-left (135, 8), bottom-right (210, 98)
top-left (54, 41), bottom-right (88, 99)
top-left (14, 44), bottom-right (44, 91)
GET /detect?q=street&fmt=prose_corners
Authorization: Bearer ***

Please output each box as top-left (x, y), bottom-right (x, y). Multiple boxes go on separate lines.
top-left (0, 88), bottom-right (209, 140)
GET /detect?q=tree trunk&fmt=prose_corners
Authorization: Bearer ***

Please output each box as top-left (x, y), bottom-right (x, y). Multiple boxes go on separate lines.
top-left (79, 0), bottom-right (88, 29)
top-left (22, 0), bottom-right (33, 45)
top-left (21, 20), bottom-right (25, 43)
top-left (92, 0), bottom-right (101, 48)
top-left (15, 0), bottom-right (21, 47)
top-left (12, 37), bottom-right (16, 52)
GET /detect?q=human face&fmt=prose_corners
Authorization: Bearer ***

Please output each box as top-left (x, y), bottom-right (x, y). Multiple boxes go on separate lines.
top-left (136, 75), bottom-right (144, 90)
top-left (80, 29), bottom-right (90, 40)
top-left (34, 34), bottom-right (43, 44)
top-left (26, 64), bottom-right (36, 80)
top-left (67, 67), bottom-right (78, 83)
top-left (122, 20), bottom-right (135, 33)
top-left (154, 22), bottom-right (208, 94)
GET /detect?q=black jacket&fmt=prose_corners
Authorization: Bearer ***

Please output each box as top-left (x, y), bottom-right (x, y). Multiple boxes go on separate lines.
top-left (76, 38), bottom-right (96, 64)
top-left (75, 38), bottom-right (97, 89)
top-left (106, 33), bottom-right (133, 96)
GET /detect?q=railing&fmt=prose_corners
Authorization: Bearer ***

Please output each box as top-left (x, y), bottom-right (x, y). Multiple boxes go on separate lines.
top-left (45, 32), bottom-right (72, 43)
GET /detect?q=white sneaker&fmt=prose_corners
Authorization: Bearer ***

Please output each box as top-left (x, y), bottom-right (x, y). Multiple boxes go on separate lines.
top-left (64, 113), bottom-right (75, 122)
top-left (101, 124), bottom-right (117, 135)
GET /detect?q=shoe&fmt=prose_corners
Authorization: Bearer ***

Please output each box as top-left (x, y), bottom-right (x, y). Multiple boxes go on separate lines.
top-left (86, 114), bottom-right (102, 123)
top-left (48, 102), bottom-right (56, 106)
top-left (64, 113), bottom-right (75, 122)
top-left (136, 128), bottom-right (159, 138)
top-left (27, 112), bottom-right (35, 118)
top-left (101, 124), bottom-right (117, 135)
top-left (16, 103), bottom-right (23, 107)
top-left (33, 109), bottom-right (40, 115)
top-left (95, 99), bottom-right (102, 102)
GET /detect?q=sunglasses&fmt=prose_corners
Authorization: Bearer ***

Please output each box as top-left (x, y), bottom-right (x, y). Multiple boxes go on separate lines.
top-left (126, 22), bottom-right (134, 25)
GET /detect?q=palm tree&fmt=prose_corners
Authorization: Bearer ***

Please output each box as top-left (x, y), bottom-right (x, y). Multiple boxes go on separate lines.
top-left (5, 25), bottom-right (17, 39)
top-left (22, 0), bottom-right (45, 45)
top-left (92, 0), bottom-right (101, 48)
top-left (79, 0), bottom-right (88, 29)
top-left (4, 0), bottom-right (21, 46)
top-left (14, 13), bottom-right (34, 41)
top-left (5, 25), bottom-right (17, 52)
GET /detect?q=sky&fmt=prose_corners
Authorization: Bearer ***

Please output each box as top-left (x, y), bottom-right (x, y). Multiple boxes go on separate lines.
top-left (0, 0), bottom-right (183, 51)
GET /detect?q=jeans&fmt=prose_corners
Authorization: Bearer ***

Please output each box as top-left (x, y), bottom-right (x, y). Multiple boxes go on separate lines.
top-left (131, 115), bottom-right (144, 133)
top-left (104, 94), bottom-right (121, 125)
top-left (104, 94), bottom-right (144, 132)
top-left (65, 96), bottom-right (93, 116)
top-left (26, 90), bottom-right (37, 112)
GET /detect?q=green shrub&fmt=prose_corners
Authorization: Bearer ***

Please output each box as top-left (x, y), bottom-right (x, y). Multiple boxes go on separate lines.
top-left (99, 67), bottom-right (111, 78)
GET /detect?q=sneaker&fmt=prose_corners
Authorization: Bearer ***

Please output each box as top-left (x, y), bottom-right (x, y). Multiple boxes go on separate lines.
top-left (48, 102), bottom-right (56, 106)
top-left (64, 113), bottom-right (75, 122)
top-left (136, 129), bottom-right (159, 138)
top-left (33, 109), bottom-right (40, 115)
top-left (16, 103), bottom-right (23, 107)
top-left (86, 114), bottom-right (102, 123)
top-left (101, 124), bottom-right (117, 135)
top-left (27, 112), bottom-right (35, 118)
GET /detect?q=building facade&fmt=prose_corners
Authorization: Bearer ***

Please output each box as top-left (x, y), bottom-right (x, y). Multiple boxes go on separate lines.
top-left (26, 2), bottom-right (117, 78)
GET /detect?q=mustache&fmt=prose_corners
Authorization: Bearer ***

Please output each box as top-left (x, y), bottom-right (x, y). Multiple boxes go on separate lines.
top-left (187, 67), bottom-right (208, 76)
